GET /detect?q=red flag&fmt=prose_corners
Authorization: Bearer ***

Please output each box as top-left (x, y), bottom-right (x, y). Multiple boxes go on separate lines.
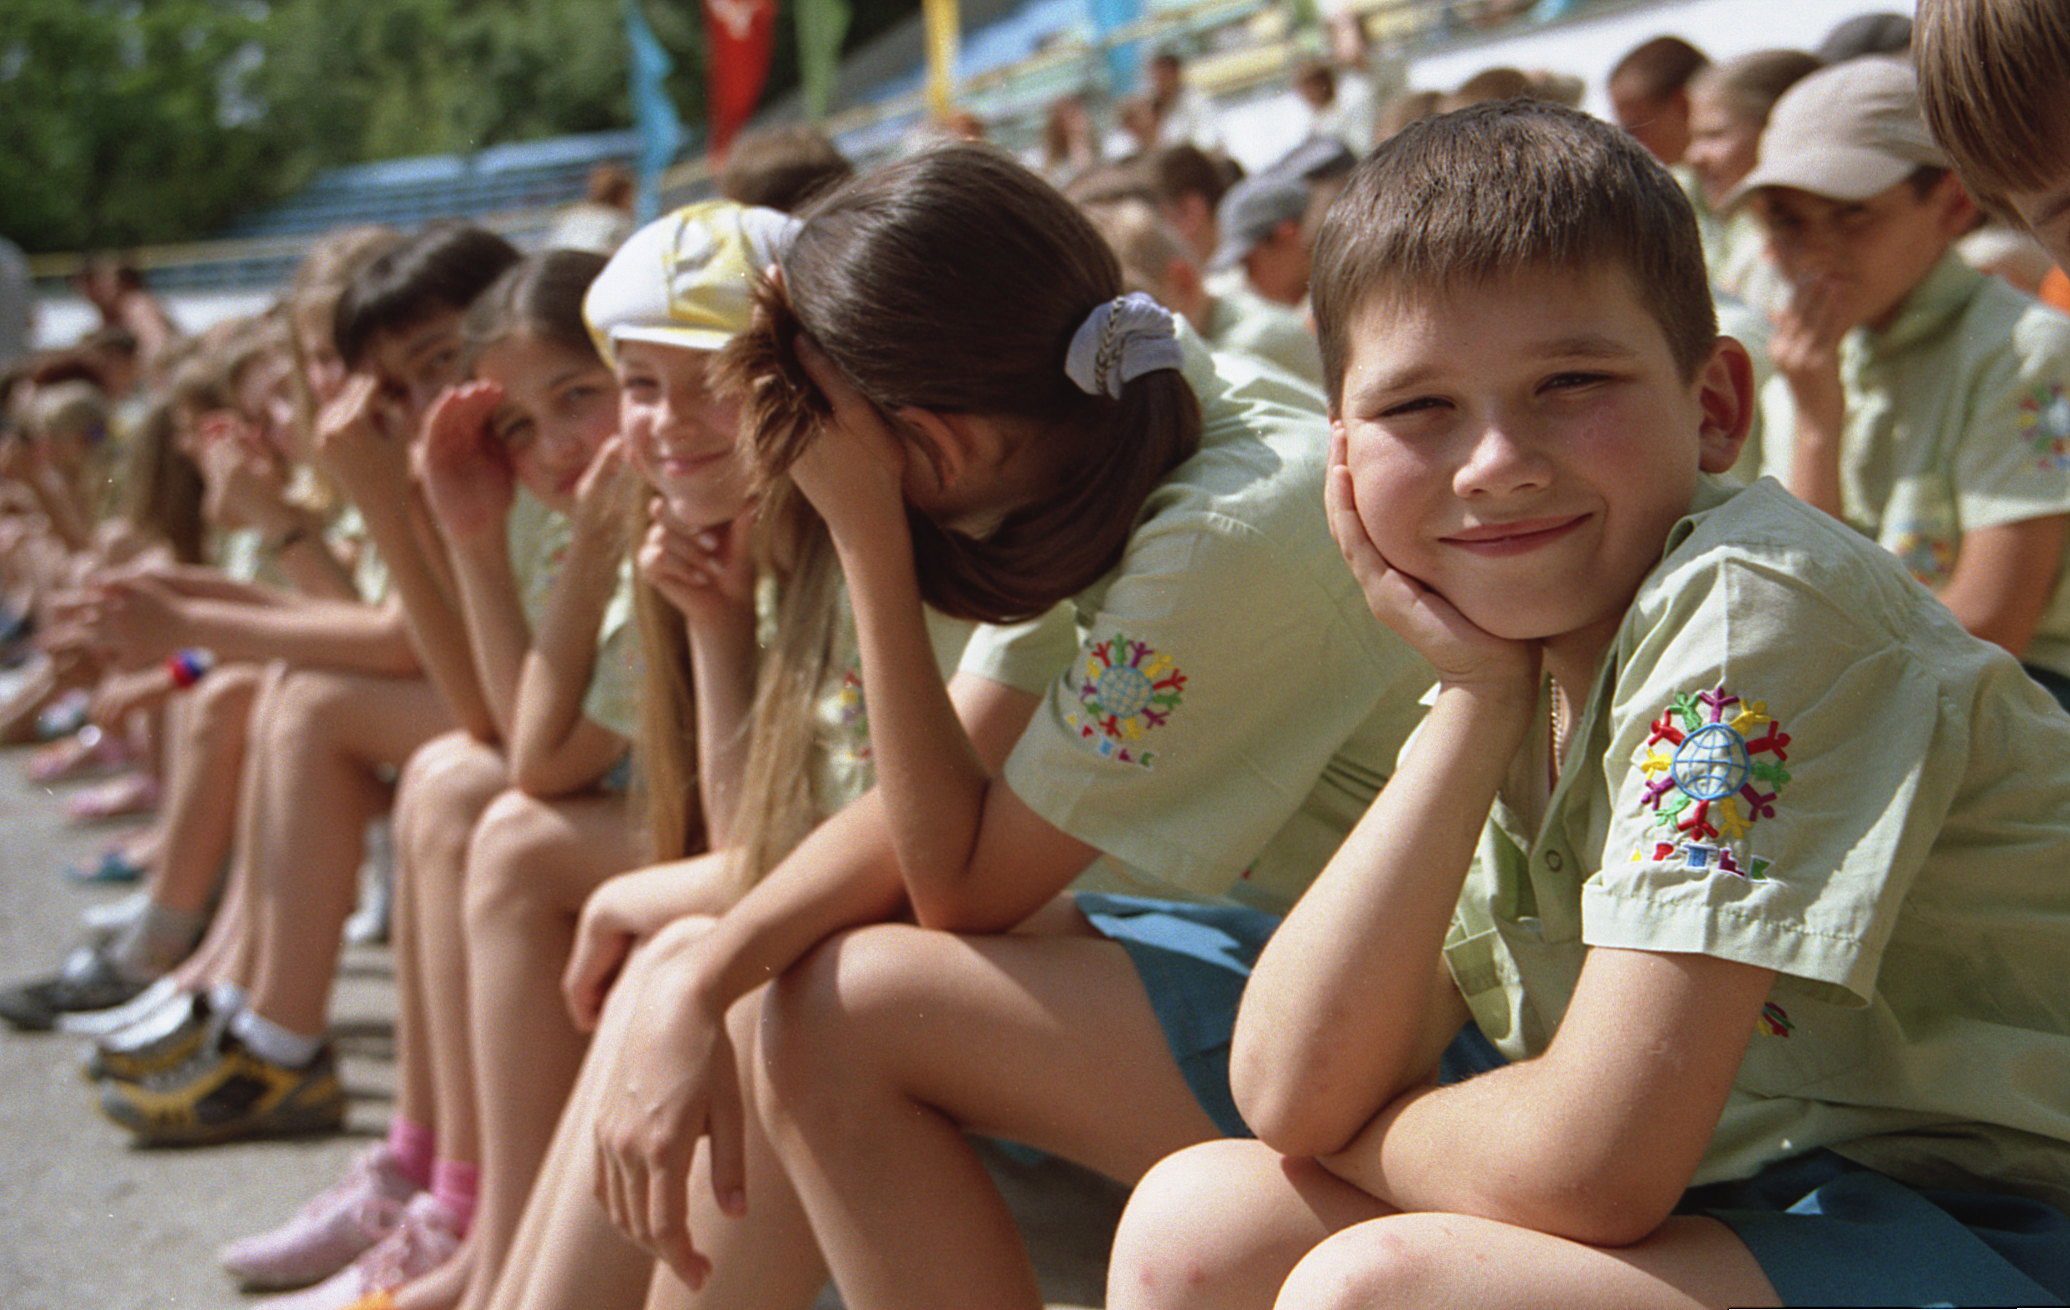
top-left (707, 0), bottom-right (777, 160)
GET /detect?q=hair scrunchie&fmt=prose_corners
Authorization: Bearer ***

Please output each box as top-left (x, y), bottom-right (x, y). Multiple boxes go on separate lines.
top-left (1063, 292), bottom-right (1184, 399)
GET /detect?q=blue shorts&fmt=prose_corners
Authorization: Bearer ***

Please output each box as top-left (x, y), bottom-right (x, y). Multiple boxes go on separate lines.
top-left (1074, 892), bottom-right (1278, 1139)
top-left (1329, 1020), bottom-right (2070, 1306)
top-left (1685, 1150), bottom-right (2070, 1307)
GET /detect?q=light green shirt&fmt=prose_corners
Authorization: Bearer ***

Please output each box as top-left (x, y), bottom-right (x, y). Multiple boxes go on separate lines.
top-left (505, 489), bottom-right (639, 742)
top-left (1761, 256), bottom-right (2070, 678)
top-left (1204, 287), bottom-right (1326, 393)
top-left (808, 587), bottom-right (973, 814)
top-left (960, 335), bottom-right (1434, 917)
top-left (1445, 477), bottom-right (2070, 1209)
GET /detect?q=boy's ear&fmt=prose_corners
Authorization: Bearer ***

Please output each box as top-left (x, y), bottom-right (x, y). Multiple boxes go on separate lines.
top-left (1930, 172), bottom-right (1979, 241)
top-left (1695, 335), bottom-right (1757, 475)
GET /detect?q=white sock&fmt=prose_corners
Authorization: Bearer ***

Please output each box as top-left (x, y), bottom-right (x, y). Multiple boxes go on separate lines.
top-left (228, 1008), bottom-right (323, 1068)
top-left (208, 981), bottom-right (247, 1017)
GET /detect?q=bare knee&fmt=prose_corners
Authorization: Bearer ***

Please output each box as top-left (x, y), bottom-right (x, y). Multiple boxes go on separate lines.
top-left (186, 662), bottom-right (259, 743)
top-left (759, 924), bottom-right (927, 1105)
top-left (259, 666), bottom-right (360, 756)
top-left (1278, 1215), bottom-right (1459, 1310)
top-left (463, 788), bottom-right (571, 927)
top-left (1110, 1140), bottom-right (1322, 1310)
top-left (397, 732), bottom-right (505, 865)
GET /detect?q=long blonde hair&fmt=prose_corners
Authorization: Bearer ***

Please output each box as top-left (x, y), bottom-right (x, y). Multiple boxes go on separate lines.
top-left (632, 480), bottom-right (845, 894)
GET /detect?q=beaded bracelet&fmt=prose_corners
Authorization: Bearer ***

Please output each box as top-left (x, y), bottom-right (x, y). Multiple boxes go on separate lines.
top-left (167, 647), bottom-right (215, 689)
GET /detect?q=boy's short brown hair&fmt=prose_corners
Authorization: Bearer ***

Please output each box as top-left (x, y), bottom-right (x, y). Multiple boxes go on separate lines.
top-left (1916, 0), bottom-right (2070, 210)
top-left (1311, 100), bottom-right (1716, 405)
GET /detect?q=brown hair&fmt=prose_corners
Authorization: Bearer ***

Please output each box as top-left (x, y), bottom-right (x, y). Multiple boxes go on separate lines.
top-left (1609, 35), bottom-right (1710, 100)
top-left (719, 126), bottom-right (854, 215)
top-left (1916, 0), bottom-right (2070, 210)
top-left (1691, 48), bottom-right (1824, 126)
top-left (1311, 100), bottom-right (1716, 405)
top-left (118, 399), bottom-right (206, 565)
top-left (1142, 143), bottom-right (1229, 210)
top-left (720, 143), bottom-right (1201, 624)
top-left (460, 249), bottom-right (609, 373)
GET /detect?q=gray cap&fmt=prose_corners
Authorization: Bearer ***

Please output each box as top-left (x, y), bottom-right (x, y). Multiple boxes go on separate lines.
top-left (1209, 176), bottom-right (1310, 272)
top-left (1727, 57), bottom-right (1947, 207)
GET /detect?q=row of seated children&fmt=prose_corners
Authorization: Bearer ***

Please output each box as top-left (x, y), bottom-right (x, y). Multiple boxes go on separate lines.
top-left (7, 4), bottom-right (2070, 1305)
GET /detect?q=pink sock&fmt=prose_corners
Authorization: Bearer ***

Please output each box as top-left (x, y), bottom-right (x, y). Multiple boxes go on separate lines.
top-left (387, 1118), bottom-right (436, 1190)
top-left (431, 1159), bottom-right (480, 1236)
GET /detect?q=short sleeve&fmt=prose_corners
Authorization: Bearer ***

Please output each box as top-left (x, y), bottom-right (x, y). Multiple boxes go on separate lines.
top-left (999, 516), bottom-right (1392, 902)
top-left (958, 603), bottom-right (1081, 697)
top-left (1949, 315), bottom-right (2070, 533)
top-left (1583, 555), bottom-right (1961, 1003)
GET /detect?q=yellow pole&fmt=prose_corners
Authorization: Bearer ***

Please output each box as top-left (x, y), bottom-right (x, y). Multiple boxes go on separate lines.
top-left (922, 0), bottom-right (959, 118)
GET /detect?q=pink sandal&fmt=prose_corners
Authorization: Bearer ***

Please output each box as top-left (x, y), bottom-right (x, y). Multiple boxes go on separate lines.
top-left (64, 772), bottom-right (161, 823)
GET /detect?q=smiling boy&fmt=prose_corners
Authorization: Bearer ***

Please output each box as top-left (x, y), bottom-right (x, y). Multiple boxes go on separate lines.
top-left (1734, 58), bottom-right (2070, 707)
top-left (1104, 101), bottom-right (2070, 1310)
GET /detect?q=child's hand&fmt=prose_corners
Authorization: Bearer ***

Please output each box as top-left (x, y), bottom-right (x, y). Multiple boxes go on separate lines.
top-left (569, 435), bottom-right (640, 552)
top-left (1327, 428), bottom-right (1538, 694)
top-left (314, 373), bottom-right (413, 512)
top-left (196, 413), bottom-right (291, 530)
top-left (1768, 273), bottom-right (1850, 399)
top-left (85, 575), bottom-right (186, 666)
top-left (416, 381), bottom-right (515, 544)
top-left (90, 663), bottom-right (176, 730)
top-left (638, 498), bottom-right (758, 632)
top-left (590, 916), bottom-right (746, 1290)
top-left (786, 336), bottom-right (909, 545)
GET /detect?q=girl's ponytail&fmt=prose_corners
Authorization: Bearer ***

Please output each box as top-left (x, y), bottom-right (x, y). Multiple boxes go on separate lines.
top-left (722, 143), bottom-right (1203, 624)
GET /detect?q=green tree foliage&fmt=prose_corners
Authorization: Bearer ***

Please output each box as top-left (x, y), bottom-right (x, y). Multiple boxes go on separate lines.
top-left (0, 0), bottom-right (915, 254)
top-left (0, 0), bottom-right (280, 253)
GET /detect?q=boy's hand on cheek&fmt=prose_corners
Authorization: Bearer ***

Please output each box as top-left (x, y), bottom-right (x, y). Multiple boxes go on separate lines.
top-left (1769, 274), bottom-right (1850, 400)
top-left (315, 373), bottom-right (413, 512)
top-left (1328, 429), bottom-right (1538, 697)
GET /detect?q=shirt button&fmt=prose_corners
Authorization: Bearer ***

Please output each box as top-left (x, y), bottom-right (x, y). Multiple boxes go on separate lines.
top-left (1544, 850), bottom-right (1564, 871)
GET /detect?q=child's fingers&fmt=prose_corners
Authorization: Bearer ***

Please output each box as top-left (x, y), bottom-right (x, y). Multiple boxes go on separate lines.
top-left (706, 1040), bottom-right (748, 1220)
top-left (561, 924), bottom-right (628, 1032)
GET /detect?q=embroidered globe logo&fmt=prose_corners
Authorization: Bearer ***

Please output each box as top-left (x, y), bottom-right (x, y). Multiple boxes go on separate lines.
top-left (1094, 663), bottom-right (1155, 721)
top-left (1670, 722), bottom-right (1751, 801)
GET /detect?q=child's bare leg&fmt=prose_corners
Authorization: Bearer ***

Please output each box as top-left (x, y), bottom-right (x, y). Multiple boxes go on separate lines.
top-left (146, 661), bottom-right (260, 917)
top-left (458, 974), bottom-right (661, 1310)
top-left (169, 663), bottom-right (289, 997)
top-left (390, 731), bottom-right (508, 1151)
top-left (1108, 1139), bottom-right (1395, 1310)
top-left (464, 939), bottom-right (824, 1310)
top-left (757, 921), bottom-right (1222, 1310)
top-left (456, 789), bottom-right (637, 1284)
top-left (1275, 1211), bottom-right (1777, 1310)
top-left (242, 670), bottom-right (449, 1038)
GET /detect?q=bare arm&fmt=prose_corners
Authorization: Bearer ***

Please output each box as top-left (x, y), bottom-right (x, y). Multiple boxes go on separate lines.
top-left (789, 348), bottom-right (1100, 931)
top-left (1770, 274), bottom-right (1851, 520)
top-left (507, 498), bottom-right (635, 798)
top-left (1321, 948), bottom-right (1774, 1248)
top-left (1233, 682), bottom-right (1528, 1154)
top-left (1937, 515), bottom-right (2067, 656)
top-left (317, 377), bottom-right (493, 739)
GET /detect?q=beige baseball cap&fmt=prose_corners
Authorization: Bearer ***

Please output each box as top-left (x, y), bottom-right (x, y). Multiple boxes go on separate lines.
top-left (1727, 57), bottom-right (1949, 207)
top-left (582, 199), bottom-right (798, 363)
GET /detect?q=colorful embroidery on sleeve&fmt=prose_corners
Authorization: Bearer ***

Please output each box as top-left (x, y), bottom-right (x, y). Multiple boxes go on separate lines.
top-left (1635, 683), bottom-right (1790, 880)
top-left (2020, 384), bottom-right (2070, 472)
top-left (1758, 1001), bottom-right (1794, 1037)
top-left (1063, 632), bottom-right (1186, 768)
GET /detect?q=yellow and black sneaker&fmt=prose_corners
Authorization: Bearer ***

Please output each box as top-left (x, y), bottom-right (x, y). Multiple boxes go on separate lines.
top-left (99, 1030), bottom-right (344, 1146)
top-left (85, 991), bottom-right (216, 1084)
